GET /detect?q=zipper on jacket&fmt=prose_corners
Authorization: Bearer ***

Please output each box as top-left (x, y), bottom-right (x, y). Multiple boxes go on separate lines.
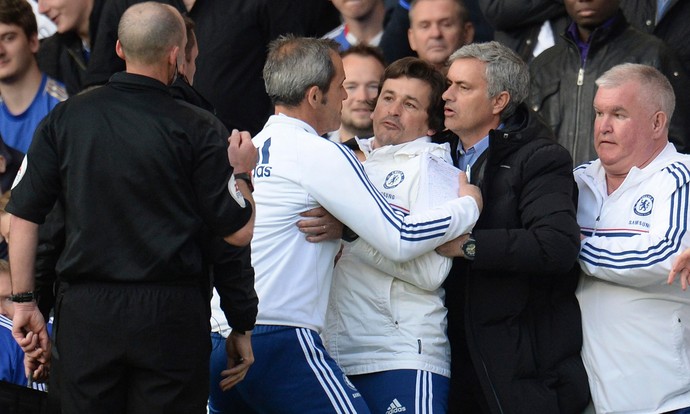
top-left (573, 66), bottom-right (585, 161)
top-left (417, 339), bottom-right (422, 354)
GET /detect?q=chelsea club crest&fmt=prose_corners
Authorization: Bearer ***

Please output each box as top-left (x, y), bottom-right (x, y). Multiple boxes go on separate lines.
top-left (383, 170), bottom-right (405, 189)
top-left (633, 194), bottom-right (654, 216)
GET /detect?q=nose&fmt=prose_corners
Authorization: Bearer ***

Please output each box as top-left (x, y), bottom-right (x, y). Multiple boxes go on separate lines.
top-left (442, 87), bottom-right (453, 102)
top-left (596, 115), bottom-right (613, 135)
top-left (353, 85), bottom-right (369, 102)
top-left (429, 23), bottom-right (442, 38)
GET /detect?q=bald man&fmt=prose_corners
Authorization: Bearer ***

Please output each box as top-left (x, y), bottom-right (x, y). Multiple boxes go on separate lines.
top-left (6, 2), bottom-right (257, 413)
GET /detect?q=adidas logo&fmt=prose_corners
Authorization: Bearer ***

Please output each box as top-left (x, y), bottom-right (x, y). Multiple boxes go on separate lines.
top-left (386, 399), bottom-right (407, 414)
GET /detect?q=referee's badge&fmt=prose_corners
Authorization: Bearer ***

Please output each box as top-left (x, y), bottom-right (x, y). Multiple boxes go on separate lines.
top-left (11, 155), bottom-right (27, 190)
top-left (383, 170), bottom-right (405, 189)
top-left (633, 194), bottom-right (654, 216)
top-left (228, 175), bottom-right (246, 208)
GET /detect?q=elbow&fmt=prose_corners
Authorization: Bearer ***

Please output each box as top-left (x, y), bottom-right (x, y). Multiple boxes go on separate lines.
top-left (224, 226), bottom-right (253, 247)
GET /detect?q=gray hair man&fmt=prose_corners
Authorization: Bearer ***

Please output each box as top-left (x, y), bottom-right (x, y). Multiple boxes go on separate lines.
top-left (577, 63), bottom-right (690, 413)
top-left (437, 41), bottom-right (589, 413)
top-left (229, 35), bottom-right (481, 413)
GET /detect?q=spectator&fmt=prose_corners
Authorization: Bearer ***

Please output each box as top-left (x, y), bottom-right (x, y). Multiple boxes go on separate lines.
top-left (86, 0), bottom-right (340, 136)
top-left (230, 35), bottom-right (481, 413)
top-left (380, 0), bottom-right (491, 64)
top-left (6, 3), bottom-right (257, 413)
top-left (325, 57), bottom-right (469, 413)
top-left (576, 63), bottom-right (690, 414)
top-left (529, 0), bottom-right (690, 166)
top-left (437, 41), bottom-right (589, 413)
top-left (0, 0), bottom-right (66, 154)
top-left (328, 44), bottom-right (386, 160)
top-left (621, 1), bottom-right (690, 78)
top-left (324, 0), bottom-right (387, 50)
top-left (36, 0), bottom-right (105, 95)
top-left (0, 259), bottom-right (47, 390)
top-left (478, 0), bottom-right (569, 62)
top-left (408, 0), bottom-right (475, 72)
top-left (0, 135), bottom-right (22, 194)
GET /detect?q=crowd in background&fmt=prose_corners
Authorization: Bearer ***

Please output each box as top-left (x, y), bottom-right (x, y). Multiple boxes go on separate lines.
top-left (1, 0), bottom-right (690, 413)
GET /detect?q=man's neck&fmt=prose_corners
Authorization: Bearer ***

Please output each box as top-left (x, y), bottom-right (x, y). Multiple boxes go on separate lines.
top-left (275, 105), bottom-right (323, 135)
top-left (125, 61), bottom-right (172, 85)
top-left (457, 124), bottom-right (498, 151)
top-left (605, 141), bottom-right (667, 195)
top-left (0, 64), bottom-right (43, 115)
top-left (604, 172), bottom-right (626, 195)
top-left (344, 4), bottom-right (385, 44)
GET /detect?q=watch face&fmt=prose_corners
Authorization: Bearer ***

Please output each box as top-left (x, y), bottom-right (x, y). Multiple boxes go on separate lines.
top-left (463, 239), bottom-right (476, 259)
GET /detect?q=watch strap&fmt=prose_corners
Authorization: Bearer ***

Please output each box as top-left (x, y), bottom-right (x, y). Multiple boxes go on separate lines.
top-left (234, 172), bottom-right (254, 193)
top-left (10, 292), bottom-right (35, 303)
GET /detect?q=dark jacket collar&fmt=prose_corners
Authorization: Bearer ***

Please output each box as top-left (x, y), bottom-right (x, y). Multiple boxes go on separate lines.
top-left (108, 72), bottom-right (172, 95)
top-left (169, 77), bottom-right (216, 114)
top-left (488, 103), bottom-right (555, 164)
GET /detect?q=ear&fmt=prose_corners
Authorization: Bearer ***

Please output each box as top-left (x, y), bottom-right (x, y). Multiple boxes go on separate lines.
top-left (306, 85), bottom-right (321, 109)
top-left (652, 111), bottom-right (668, 135)
top-left (29, 33), bottom-right (39, 54)
top-left (407, 28), bottom-right (418, 52)
top-left (115, 39), bottom-right (126, 60)
top-left (492, 91), bottom-right (510, 115)
top-left (426, 128), bottom-right (437, 137)
top-left (463, 22), bottom-right (475, 45)
top-left (0, 155), bottom-right (6, 174)
top-left (168, 45), bottom-right (180, 67)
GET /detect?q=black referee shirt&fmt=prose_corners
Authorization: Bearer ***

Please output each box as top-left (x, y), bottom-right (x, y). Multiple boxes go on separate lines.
top-left (7, 72), bottom-right (252, 284)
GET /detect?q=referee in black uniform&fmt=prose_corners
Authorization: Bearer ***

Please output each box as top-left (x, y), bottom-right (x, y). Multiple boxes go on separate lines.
top-left (6, 3), bottom-right (257, 413)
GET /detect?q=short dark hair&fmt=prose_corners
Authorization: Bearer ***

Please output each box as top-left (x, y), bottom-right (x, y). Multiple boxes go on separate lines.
top-left (381, 57), bottom-right (448, 132)
top-left (0, 0), bottom-right (38, 39)
top-left (340, 44), bottom-right (386, 67)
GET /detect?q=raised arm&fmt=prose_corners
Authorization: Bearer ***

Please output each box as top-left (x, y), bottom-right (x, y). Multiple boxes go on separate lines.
top-left (305, 143), bottom-right (481, 262)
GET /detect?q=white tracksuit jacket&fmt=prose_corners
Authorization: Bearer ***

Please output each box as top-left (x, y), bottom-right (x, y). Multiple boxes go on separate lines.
top-left (250, 115), bottom-right (479, 333)
top-left (575, 143), bottom-right (690, 413)
top-left (325, 137), bottom-right (464, 378)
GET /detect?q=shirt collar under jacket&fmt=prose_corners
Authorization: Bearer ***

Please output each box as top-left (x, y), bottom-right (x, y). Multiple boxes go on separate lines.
top-left (458, 133), bottom-right (490, 171)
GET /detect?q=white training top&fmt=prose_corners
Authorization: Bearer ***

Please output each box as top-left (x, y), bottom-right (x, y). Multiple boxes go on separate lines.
top-left (250, 114), bottom-right (479, 333)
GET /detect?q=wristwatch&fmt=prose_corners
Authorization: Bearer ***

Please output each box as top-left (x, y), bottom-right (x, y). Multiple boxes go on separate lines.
top-left (10, 292), bottom-right (35, 303)
top-left (461, 236), bottom-right (476, 260)
top-left (234, 172), bottom-right (254, 193)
